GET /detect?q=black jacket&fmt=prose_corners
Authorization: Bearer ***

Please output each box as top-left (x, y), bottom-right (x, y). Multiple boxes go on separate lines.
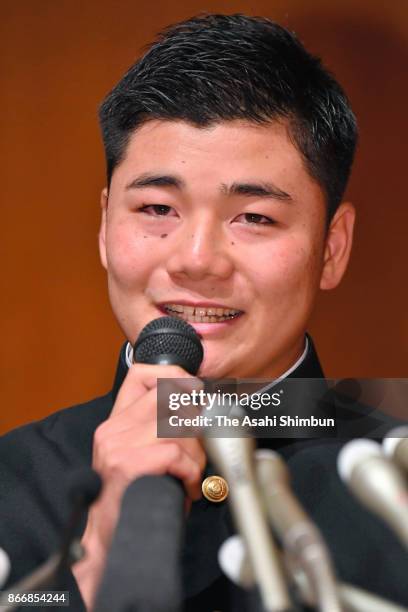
top-left (0, 339), bottom-right (407, 611)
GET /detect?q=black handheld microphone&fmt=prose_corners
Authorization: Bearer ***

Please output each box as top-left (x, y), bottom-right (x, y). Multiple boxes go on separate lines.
top-left (133, 315), bottom-right (203, 374)
top-left (95, 316), bottom-right (203, 612)
top-left (95, 475), bottom-right (185, 612)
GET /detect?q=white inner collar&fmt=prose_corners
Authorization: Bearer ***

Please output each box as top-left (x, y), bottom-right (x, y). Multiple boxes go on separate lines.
top-left (125, 336), bottom-right (309, 388)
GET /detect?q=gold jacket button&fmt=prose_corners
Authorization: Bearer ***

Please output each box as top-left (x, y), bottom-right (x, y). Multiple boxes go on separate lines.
top-left (202, 475), bottom-right (229, 503)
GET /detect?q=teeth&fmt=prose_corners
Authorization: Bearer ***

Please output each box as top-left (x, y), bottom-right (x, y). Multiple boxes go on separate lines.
top-left (163, 303), bottom-right (242, 323)
top-left (170, 304), bottom-right (184, 313)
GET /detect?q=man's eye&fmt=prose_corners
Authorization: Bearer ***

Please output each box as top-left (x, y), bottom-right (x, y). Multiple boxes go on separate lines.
top-left (236, 213), bottom-right (276, 225)
top-left (139, 204), bottom-right (175, 216)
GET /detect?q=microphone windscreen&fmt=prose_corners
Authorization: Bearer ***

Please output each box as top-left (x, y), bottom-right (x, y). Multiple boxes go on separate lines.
top-left (218, 535), bottom-right (254, 588)
top-left (0, 548), bottom-right (10, 588)
top-left (337, 439), bottom-right (383, 483)
top-left (383, 425), bottom-right (408, 457)
top-left (133, 316), bottom-right (203, 375)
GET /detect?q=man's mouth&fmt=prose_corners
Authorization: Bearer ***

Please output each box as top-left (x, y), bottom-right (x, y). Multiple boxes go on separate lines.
top-left (160, 303), bottom-right (243, 323)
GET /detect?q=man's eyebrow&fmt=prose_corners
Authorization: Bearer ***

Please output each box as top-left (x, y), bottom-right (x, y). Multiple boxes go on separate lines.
top-left (125, 174), bottom-right (292, 202)
top-left (221, 181), bottom-right (293, 202)
top-left (125, 173), bottom-right (185, 190)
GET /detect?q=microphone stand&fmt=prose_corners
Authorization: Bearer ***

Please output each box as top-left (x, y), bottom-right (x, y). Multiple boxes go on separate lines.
top-left (218, 534), bottom-right (408, 612)
top-left (205, 434), bottom-right (294, 612)
top-left (0, 540), bottom-right (84, 611)
top-left (0, 468), bottom-right (100, 611)
top-left (292, 565), bottom-right (408, 612)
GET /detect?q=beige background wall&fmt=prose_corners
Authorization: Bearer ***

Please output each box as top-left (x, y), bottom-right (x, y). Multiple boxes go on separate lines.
top-left (1, 0), bottom-right (407, 434)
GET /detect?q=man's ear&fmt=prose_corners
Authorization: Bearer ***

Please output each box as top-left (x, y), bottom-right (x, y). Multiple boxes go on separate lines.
top-left (98, 187), bottom-right (108, 270)
top-left (320, 202), bottom-right (356, 290)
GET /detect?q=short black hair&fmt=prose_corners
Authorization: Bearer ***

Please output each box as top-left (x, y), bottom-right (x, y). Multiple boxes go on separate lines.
top-left (99, 13), bottom-right (358, 220)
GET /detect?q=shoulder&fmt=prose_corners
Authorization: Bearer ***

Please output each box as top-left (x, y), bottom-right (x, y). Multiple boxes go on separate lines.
top-left (0, 391), bottom-right (113, 504)
top-left (0, 393), bottom-right (113, 584)
top-left (0, 392), bottom-right (112, 467)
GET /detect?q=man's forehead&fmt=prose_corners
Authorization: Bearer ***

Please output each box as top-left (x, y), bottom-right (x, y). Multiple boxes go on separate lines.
top-left (118, 118), bottom-right (304, 182)
top-left (112, 118), bottom-right (325, 209)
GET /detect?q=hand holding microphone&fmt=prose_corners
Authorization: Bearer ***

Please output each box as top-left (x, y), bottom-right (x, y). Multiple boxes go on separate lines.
top-left (91, 316), bottom-right (295, 612)
top-left (74, 317), bottom-right (206, 610)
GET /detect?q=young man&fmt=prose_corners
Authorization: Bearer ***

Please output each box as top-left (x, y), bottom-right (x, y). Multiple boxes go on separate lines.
top-left (1, 13), bottom-right (406, 611)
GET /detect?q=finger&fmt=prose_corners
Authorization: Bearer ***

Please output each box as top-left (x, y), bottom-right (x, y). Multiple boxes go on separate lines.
top-left (95, 388), bottom-right (158, 439)
top-left (102, 442), bottom-right (203, 501)
top-left (97, 383), bottom-right (206, 441)
top-left (95, 421), bottom-right (206, 475)
top-left (112, 363), bottom-right (203, 416)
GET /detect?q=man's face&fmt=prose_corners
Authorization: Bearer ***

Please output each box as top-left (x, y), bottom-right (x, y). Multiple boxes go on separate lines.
top-left (99, 119), bottom-right (336, 378)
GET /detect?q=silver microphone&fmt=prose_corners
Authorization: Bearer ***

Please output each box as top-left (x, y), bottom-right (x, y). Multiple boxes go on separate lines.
top-left (337, 439), bottom-right (408, 548)
top-left (254, 449), bottom-right (342, 612)
top-left (383, 426), bottom-right (408, 473)
top-left (205, 435), bottom-right (292, 612)
top-left (218, 535), bottom-right (408, 612)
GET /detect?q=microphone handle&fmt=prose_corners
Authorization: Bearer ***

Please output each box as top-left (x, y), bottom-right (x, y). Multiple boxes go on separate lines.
top-left (339, 583), bottom-right (408, 612)
top-left (95, 475), bottom-right (185, 612)
top-left (290, 564), bottom-right (408, 612)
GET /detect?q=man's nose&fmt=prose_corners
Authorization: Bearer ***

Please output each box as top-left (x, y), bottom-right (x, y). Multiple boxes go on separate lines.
top-left (165, 218), bottom-right (234, 282)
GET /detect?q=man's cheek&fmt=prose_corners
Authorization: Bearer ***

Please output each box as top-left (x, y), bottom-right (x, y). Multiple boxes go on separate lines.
top-left (275, 252), bottom-right (317, 300)
top-left (106, 236), bottom-right (146, 283)
top-left (271, 247), bottom-right (310, 285)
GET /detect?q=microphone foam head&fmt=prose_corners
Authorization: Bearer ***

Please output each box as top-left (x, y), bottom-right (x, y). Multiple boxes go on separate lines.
top-left (0, 548), bottom-right (10, 588)
top-left (337, 439), bottom-right (383, 483)
top-left (383, 425), bottom-right (408, 457)
top-left (133, 316), bottom-right (203, 375)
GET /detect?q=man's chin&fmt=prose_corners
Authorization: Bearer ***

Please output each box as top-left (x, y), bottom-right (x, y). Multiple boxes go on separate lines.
top-left (198, 352), bottom-right (240, 380)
